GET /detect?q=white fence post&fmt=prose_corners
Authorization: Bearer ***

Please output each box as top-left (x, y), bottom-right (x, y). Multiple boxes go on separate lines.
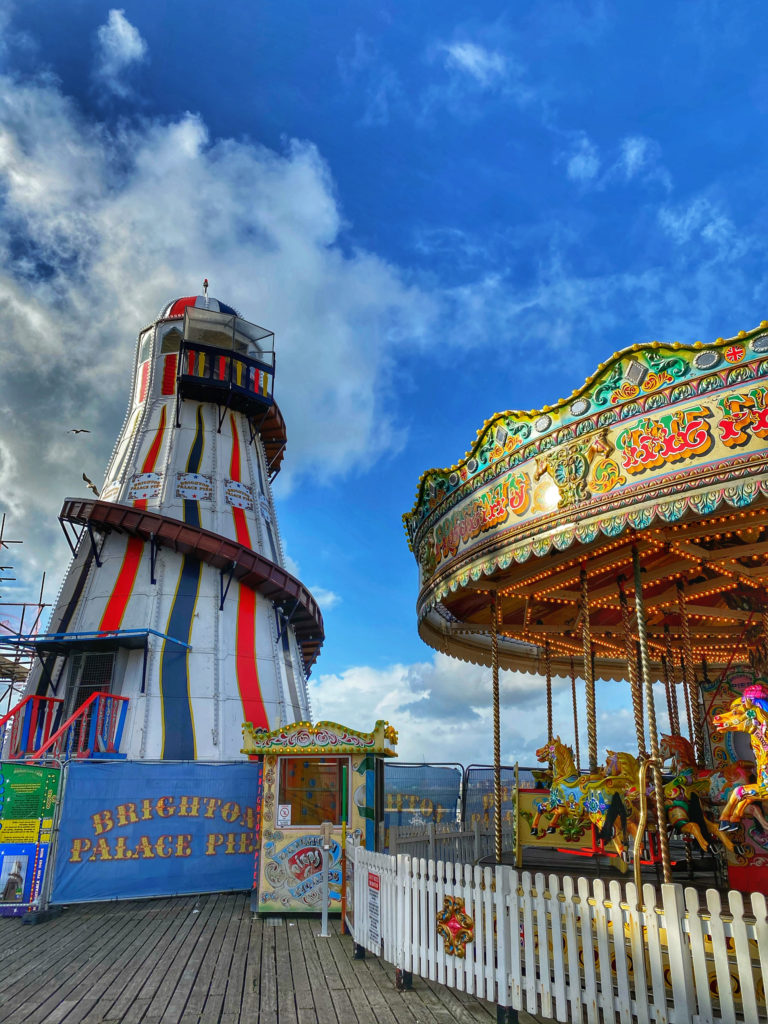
top-left (661, 884), bottom-right (696, 1024)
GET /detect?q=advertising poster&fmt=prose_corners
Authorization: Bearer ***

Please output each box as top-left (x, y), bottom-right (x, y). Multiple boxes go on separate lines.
top-left (52, 761), bottom-right (263, 903)
top-left (0, 763), bottom-right (59, 916)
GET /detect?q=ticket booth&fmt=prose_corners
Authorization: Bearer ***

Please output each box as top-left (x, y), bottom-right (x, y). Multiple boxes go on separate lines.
top-left (242, 719), bottom-right (397, 913)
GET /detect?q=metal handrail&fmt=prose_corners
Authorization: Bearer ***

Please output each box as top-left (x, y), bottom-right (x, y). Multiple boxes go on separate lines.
top-left (32, 691), bottom-right (128, 759)
top-left (0, 695), bottom-right (63, 758)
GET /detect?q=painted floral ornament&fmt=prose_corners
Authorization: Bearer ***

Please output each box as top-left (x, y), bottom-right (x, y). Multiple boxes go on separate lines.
top-left (436, 896), bottom-right (474, 958)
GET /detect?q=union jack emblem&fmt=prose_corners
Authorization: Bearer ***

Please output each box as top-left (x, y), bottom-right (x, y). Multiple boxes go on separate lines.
top-left (724, 345), bottom-right (745, 363)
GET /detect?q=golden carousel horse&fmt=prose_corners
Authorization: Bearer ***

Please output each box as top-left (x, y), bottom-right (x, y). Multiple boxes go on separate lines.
top-left (658, 733), bottom-right (750, 852)
top-left (533, 737), bottom-right (636, 869)
top-left (713, 683), bottom-right (768, 832)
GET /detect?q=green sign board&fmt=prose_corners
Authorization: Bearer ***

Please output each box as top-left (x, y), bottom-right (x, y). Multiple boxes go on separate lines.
top-left (0, 763), bottom-right (60, 913)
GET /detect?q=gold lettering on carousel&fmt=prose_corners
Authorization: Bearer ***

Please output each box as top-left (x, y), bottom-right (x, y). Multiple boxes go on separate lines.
top-left (717, 388), bottom-right (768, 448)
top-left (615, 406), bottom-right (715, 475)
top-left (433, 472), bottom-right (530, 565)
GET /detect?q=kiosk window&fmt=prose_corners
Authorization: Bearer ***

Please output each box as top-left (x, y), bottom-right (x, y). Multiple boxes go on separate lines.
top-left (278, 758), bottom-right (344, 826)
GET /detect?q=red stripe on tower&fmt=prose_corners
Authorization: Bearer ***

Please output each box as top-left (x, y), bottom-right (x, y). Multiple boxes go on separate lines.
top-left (99, 537), bottom-right (144, 633)
top-left (161, 354), bottom-right (177, 395)
top-left (229, 413), bottom-right (267, 731)
top-left (229, 412), bottom-right (252, 548)
top-left (138, 362), bottom-right (149, 403)
top-left (134, 405), bottom-right (167, 512)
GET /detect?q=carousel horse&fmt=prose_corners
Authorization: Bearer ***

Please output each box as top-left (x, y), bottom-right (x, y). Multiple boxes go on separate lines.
top-left (533, 737), bottom-right (636, 868)
top-left (713, 683), bottom-right (768, 832)
top-left (658, 733), bottom-right (751, 852)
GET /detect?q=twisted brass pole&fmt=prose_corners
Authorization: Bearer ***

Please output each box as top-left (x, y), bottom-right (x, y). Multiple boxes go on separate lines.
top-left (664, 626), bottom-right (681, 735)
top-left (491, 592), bottom-right (502, 864)
top-left (633, 545), bottom-right (671, 884)
top-left (618, 577), bottom-right (646, 754)
top-left (677, 581), bottom-right (705, 767)
top-left (580, 568), bottom-right (598, 772)
top-left (545, 639), bottom-right (553, 750)
top-left (661, 656), bottom-right (675, 738)
top-left (682, 657), bottom-right (694, 743)
top-left (570, 658), bottom-right (581, 770)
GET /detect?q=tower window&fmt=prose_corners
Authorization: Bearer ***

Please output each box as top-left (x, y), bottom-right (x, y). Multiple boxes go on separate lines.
top-left (67, 652), bottom-right (115, 716)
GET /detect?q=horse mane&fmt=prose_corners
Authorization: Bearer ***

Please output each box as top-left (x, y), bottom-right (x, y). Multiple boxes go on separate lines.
top-left (661, 733), bottom-right (696, 764)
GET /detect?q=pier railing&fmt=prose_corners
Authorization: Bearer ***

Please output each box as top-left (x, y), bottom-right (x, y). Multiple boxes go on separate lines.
top-left (348, 845), bottom-right (768, 1024)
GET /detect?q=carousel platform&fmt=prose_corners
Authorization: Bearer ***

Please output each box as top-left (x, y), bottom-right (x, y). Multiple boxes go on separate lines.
top-left (0, 893), bottom-right (551, 1024)
top-left (490, 840), bottom-right (725, 900)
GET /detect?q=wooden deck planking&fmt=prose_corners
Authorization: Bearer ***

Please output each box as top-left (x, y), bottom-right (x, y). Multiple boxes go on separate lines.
top-left (4, 901), bottom-right (149, 1024)
top-left (0, 894), bottom-right (548, 1024)
top-left (88, 898), bottom-right (209, 1024)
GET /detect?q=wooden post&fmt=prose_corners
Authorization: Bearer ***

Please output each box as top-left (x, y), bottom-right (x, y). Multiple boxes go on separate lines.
top-left (491, 592), bottom-right (502, 864)
top-left (633, 545), bottom-right (672, 884)
top-left (581, 568), bottom-right (597, 772)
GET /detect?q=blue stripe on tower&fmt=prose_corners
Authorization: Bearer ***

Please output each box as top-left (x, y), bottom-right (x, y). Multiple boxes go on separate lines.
top-left (183, 406), bottom-right (205, 527)
top-left (160, 405), bottom-right (205, 759)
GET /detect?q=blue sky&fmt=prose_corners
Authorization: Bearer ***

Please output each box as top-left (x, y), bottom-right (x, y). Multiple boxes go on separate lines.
top-left (1, 1), bottom-right (766, 763)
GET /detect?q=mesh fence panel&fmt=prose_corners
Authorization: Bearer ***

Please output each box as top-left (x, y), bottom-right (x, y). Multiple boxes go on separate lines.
top-left (383, 762), bottom-right (462, 832)
top-left (463, 764), bottom-right (539, 830)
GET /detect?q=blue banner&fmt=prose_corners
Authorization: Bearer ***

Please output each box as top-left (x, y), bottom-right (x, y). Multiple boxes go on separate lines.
top-left (52, 761), bottom-right (262, 903)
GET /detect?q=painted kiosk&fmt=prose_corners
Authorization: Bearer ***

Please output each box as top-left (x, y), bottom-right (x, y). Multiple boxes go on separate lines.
top-left (404, 320), bottom-right (768, 897)
top-left (242, 719), bottom-right (397, 913)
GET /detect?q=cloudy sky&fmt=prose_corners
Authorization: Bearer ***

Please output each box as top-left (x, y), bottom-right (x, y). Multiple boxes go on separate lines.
top-left (0, 1), bottom-right (766, 765)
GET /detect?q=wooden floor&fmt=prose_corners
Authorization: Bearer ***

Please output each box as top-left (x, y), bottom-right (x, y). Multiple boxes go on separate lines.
top-left (0, 894), bottom-right (548, 1024)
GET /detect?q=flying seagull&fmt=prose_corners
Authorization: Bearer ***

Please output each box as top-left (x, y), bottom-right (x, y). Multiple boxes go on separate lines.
top-left (82, 473), bottom-right (99, 497)
top-left (68, 428), bottom-right (91, 434)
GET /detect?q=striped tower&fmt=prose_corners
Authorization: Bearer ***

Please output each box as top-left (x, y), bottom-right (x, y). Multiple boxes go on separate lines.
top-left (26, 292), bottom-right (323, 760)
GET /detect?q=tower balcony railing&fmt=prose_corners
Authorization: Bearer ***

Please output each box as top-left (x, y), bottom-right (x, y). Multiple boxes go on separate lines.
top-left (30, 692), bottom-right (129, 761)
top-left (0, 695), bottom-right (63, 759)
top-left (176, 340), bottom-right (274, 421)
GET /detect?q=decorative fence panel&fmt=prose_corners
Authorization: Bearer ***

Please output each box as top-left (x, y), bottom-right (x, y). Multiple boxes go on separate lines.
top-left (349, 846), bottom-right (768, 1024)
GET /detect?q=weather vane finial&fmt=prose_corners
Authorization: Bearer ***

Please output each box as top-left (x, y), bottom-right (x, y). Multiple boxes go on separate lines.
top-left (203, 278), bottom-right (209, 298)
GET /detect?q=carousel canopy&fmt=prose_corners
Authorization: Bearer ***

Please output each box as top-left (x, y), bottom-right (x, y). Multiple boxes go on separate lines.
top-left (404, 323), bottom-right (768, 677)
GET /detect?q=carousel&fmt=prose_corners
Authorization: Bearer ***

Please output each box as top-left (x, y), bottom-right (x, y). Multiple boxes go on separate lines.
top-left (403, 321), bottom-right (768, 895)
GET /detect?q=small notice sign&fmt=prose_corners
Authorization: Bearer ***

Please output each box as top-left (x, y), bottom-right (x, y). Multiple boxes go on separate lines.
top-left (367, 870), bottom-right (381, 947)
top-left (277, 804), bottom-right (291, 827)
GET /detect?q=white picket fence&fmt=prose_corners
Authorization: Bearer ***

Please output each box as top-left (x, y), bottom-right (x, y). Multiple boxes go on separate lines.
top-left (349, 846), bottom-right (768, 1024)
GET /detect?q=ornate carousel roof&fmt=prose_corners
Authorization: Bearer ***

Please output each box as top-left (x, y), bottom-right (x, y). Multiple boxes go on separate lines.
top-left (404, 322), bottom-right (768, 677)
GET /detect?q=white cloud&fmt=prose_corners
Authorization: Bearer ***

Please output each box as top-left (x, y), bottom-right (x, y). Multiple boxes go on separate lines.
top-left (563, 132), bottom-right (601, 182)
top-left (310, 587), bottom-right (341, 612)
top-left (658, 195), bottom-right (744, 257)
top-left (442, 42), bottom-right (508, 89)
top-left (619, 135), bottom-right (653, 179)
top-left (309, 652), bottom-right (639, 766)
top-left (0, 69), bottom-right (436, 597)
top-left (94, 9), bottom-right (148, 98)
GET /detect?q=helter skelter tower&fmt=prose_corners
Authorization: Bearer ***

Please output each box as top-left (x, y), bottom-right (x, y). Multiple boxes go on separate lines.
top-left (24, 289), bottom-right (323, 760)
